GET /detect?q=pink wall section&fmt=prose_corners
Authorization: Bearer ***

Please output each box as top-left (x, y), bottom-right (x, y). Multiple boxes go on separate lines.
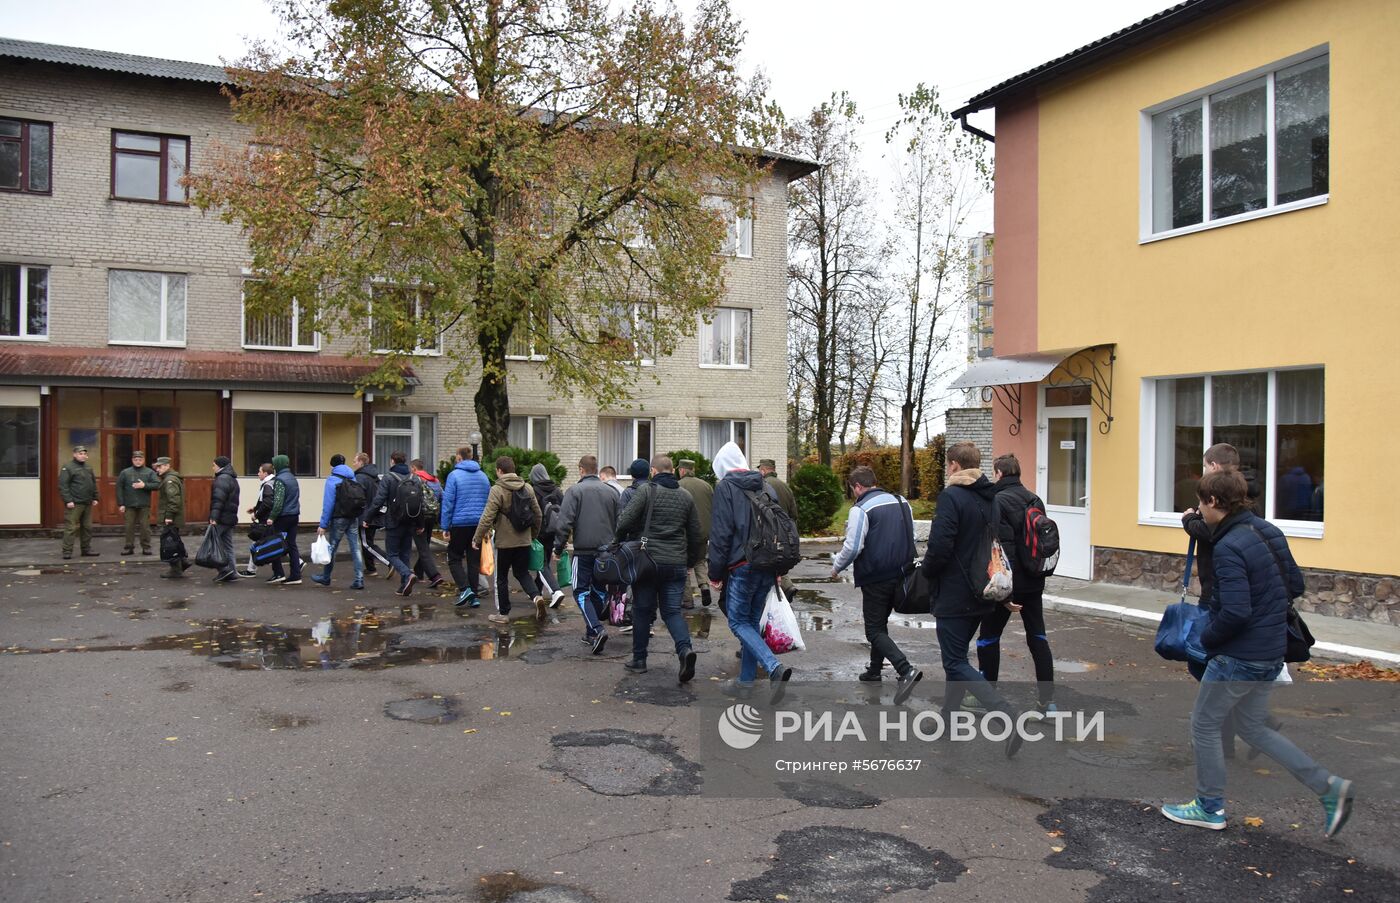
top-left (989, 96), bottom-right (1040, 490)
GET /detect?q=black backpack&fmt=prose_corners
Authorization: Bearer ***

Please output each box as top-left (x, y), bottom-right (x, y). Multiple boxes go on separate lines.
top-left (743, 486), bottom-right (801, 575)
top-left (420, 480), bottom-right (441, 524)
top-left (332, 475), bottom-right (368, 520)
top-left (505, 486), bottom-right (536, 531)
top-left (1001, 490), bottom-right (1060, 577)
top-left (391, 473), bottom-right (425, 522)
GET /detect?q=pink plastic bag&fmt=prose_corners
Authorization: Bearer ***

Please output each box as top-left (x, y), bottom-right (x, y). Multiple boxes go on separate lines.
top-left (760, 586), bottom-right (805, 654)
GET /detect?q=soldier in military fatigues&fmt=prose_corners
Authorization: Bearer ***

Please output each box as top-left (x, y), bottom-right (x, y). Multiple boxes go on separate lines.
top-left (58, 445), bottom-right (100, 559)
top-left (154, 456), bottom-right (189, 578)
top-left (116, 450), bottom-right (158, 555)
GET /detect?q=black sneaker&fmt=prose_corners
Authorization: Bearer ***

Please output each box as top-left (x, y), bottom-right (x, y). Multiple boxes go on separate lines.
top-left (894, 669), bottom-right (923, 705)
top-left (858, 667), bottom-right (883, 682)
top-left (402, 574), bottom-right (417, 597)
top-left (590, 631), bottom-right (609, 656)
top-left (678, 650), bottom-right (697, 683)
top-left (623, 659), bottom-right (647, 674)
top-left (721, 680), bottom-right (754, 701)
top-left (1005, 720), bottom-right (1026, 760)
top-left (214, 571), bottom-right (238, 583)
top-left (121, 547), bottom-right (134, 555)
top-left (769, 664), bottom-right (793, 704)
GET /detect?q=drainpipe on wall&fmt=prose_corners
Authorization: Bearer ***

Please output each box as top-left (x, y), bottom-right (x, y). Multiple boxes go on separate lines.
top-left (958, 113), bottom-right (995, 144)
top-left (361, 394), bottom-right (374, 454)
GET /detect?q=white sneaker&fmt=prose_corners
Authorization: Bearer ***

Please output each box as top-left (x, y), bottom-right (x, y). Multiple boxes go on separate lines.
top-left (549, 589), bottom-right (566, 609)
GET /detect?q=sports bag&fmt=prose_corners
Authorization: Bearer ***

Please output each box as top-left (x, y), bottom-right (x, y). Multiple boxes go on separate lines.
top-left (895, 560), bottom-right (932, 614)
top-left (505, 486), bottom-right (536, 531)
top-left (331, 475), bottom-right (367, 520)
top-left (1154, 539), bottom-right (1207, 663)
top-left (251, 533), bottom-right (288, 565)
top-left (594, 485), bottom-right (658, 588)
top-left (743, 486), bottom-right (801, 575)
top-left (1020, 500), bottom-right (1061, 577)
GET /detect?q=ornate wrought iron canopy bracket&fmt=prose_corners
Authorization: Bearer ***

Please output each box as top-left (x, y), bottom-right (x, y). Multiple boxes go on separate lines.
top-left (1046, 345), bottom-right (1116, 434)
top-left (981, 383), bottom-right (1024, 436)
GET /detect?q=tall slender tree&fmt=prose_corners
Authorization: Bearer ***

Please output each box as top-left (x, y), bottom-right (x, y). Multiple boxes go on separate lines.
top-left (193, 0), bottom-right (777, 452)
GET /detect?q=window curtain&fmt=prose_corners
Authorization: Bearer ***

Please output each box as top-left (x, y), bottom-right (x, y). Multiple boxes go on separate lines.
top-left (598, 418), bottom-right (631, 472)
top-left (1276, 369), bottom-right (1324, 424)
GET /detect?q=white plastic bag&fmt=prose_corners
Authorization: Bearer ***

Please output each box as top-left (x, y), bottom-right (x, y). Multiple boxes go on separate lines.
top-left (760, 585), bottom-right (805, 654)
top-left (1275, 664), bottom-right (1293, 684)
top-left (310, 535), bottom-right (332, 566)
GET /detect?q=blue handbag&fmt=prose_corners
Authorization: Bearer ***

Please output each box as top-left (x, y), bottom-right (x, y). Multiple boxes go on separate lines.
top-left (1154, 539), bottom-right (1207, 663)
top-left (251, 532), bottom-right (288, 566)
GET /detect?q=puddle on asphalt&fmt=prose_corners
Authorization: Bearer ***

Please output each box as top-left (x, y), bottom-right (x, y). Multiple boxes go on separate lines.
top-left (683, 608), bottom-right (713, 638)
top-left (891, 616), bottom-right (937, 629)
top-left (797, 612), bottom-right (833, 632)
top-left (2, 603), bottom-right (544, 670)
top-left (792, 589), bottom-right (835, 611)
top-left (1054, 659), bottom-right (1100, 673)
top-left (478, 871), bottom-right (597, 903)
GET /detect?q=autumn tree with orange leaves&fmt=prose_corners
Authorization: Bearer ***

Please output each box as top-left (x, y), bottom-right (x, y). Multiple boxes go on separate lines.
top-left (194, 0), bottom-right (778, 451)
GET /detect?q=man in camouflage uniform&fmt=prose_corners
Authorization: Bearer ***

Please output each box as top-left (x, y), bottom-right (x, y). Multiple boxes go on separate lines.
top-left (116, 450), bottom-right (158, 556)
top-left (58, 445), bottom-right (99, 560)
top-left (154, 456), bottom-right (189, 578)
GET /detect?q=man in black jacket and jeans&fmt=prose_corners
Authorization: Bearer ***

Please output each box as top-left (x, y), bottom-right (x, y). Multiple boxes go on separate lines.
top-left (920, 441), bottom-right (1022, 757)
top-left (831, 466), bottom-right (922, 703)
top-left (977, 454), bottom-right (1055, 712)
top-left (208, 456), bottom-right (241, 584)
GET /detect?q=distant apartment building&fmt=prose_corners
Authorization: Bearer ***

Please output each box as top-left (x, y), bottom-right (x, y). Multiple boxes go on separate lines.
top-left (0, 38), bottom-right (816, 528)
top-left (962, 232), bottom-right (995, 406)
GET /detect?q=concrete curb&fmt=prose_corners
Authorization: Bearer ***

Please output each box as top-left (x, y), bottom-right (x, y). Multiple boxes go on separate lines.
top-left (1042, 593), bottom-right (1400, 666)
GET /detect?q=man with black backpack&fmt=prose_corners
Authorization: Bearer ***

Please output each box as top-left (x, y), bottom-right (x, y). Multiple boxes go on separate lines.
top-left (369, 450), bottom-right (423, 597)
top-left (410, 458), bottom-right (445, 588)
top-left (312, 454), bottom-right (365, 590)
top-left (919, 441), bottom-right (1023, 758)
top-left (976, 454), bottom-right (1057, 714)
top-left (473, 455), bottom-right (542, 623)
top-left (832, 466), bottom-right (923, 704)
top-left (708, 441), bottom-right (796, 703)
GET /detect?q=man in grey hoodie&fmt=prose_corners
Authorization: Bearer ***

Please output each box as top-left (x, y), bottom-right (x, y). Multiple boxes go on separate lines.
top-left (555, 454), bottom-right (619, 654)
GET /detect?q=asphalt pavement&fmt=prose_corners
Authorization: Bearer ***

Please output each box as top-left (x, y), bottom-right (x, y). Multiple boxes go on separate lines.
top-left (1, 550), bottom-right (1397, 902)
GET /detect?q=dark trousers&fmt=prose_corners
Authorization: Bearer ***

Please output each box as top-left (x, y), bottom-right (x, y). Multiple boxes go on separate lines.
top-left (977, 590), bottom-right (1055, 703)
top-left (861, 578), bottom-right (912, 676)
top-left (412, 526), bottom-right (441, 581)
top-left (123, 506), bottom-right (152, 551)
top-left (361, 524), bottom-right (388, 572)
top-left (572, 554), bottom-right (606, 637)
top-left (630, 564), bottom-right (692, 661)
top-left (494, 544), bottom-right (535, 614)
top-left (270, 514), bottom-right (302, 580)
top-left (386, 524), bottom-right (415, 582)
top-left (211, 524), bottom-right (237, 579)
top-left (936, 613), bottom-right (1012, 715)
top-left (447, 526), bottom-right (481, 595)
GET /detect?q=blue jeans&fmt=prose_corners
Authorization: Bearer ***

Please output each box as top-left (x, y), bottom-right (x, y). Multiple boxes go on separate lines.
top-left (936, 614), bottom-right (1012, 714)
top-left (1193, 654), bottom-right (1331, 812)
top-left (321, 517), bottom-right (364, 584)
top-left (631, 564), bottom-right (692, 661)
top-left (572, 554), bottom-right (605, 637)
top-left (386, 524), bottom-right (415, 582)
top-left (725, 564), bottom-right (782, 684)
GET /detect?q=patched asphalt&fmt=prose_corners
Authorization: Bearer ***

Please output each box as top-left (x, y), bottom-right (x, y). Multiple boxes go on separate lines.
top-left (1, 552), bottom-right (1397, 901)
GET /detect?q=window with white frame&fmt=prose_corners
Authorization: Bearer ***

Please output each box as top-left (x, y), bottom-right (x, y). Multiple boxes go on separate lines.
top-left (600, 301), bottom-right (655, 365)
top-left (370, 283), bottom-right (441, 355)
top-left (699, 418), bottom-right (748, 460)
top-left (506, 303), bottom-right (548, 360)
top-left (1147, 51), bottom-right (1328, 237)
top-left (598, 417), bottom-right (653, 474)
top-left (699, 307), bottom-right (750, 368)
top-left (1, 263), bottom-right (48, 339)
top-left (242, 280), bottom-right (317, 351)
top-left (703, 195), bottom-right (753, 257)
top-left (1146, 368), bottom-right (1323, 526)
top-left (108, 270), bottom-right (186, 346)
top-left (507, 414), bottom-right (550, 451)
top-left (373, 414), bottom-right (436, 467)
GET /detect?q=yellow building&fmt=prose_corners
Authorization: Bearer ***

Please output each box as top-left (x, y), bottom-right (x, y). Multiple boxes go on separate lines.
top-left (950, 0), bottom-right (1398, 622)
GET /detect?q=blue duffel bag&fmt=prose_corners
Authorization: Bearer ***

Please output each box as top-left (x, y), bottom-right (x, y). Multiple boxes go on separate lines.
top-left (251, 532), bottom-right (288, 566)
top-left (1154, 538), bottom-right (1207, 663)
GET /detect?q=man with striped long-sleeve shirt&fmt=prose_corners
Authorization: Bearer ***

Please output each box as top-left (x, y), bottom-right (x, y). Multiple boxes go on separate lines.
top-left (831, 465), bottom-right (923, 704)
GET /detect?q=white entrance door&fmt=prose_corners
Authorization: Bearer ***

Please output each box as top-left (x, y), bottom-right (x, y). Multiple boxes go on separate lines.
top-left (1037, 404), bottom-right (1092, 579)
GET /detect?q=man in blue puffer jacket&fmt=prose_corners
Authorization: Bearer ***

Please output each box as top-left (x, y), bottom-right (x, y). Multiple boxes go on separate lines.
top-left (311, 454), bottom-right (364, 589)
top-left (1162, 469), bottom-right (1353, 837)
top-left (441, 446), bottom-right (491, 607)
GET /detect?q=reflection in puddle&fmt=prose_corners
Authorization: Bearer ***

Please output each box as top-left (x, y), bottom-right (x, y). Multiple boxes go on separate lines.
top-left (797, 612), bottom-right (832, 632)
top-left (3, 603), bottom-right (542, 670)
top-left (891, 616), bottom-right (937, 629)
top-left (684, 608), bottom-right (713, 638)
top-left (792, 589), bottom-right (834, 611)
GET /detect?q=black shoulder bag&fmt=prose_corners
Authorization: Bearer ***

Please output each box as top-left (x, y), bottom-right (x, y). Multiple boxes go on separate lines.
top-left (594, 484), bottom-right (658, 589)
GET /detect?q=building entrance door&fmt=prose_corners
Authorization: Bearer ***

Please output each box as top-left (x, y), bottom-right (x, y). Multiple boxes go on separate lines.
top-left (1037, 403), bottom-right (1092, 579)
top-left (98, 429), bottom-right (176, 523)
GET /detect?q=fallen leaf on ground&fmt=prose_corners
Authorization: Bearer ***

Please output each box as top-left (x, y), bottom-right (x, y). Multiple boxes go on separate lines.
top-left (1243, 816), bottom-right (1264, 827)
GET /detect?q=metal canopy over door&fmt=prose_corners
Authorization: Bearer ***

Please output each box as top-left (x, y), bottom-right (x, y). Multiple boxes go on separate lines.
top-left (1038, 400), bottom-right (1092, 579)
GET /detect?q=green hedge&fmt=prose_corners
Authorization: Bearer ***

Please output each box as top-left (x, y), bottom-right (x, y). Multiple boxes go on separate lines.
top-left (483, 446), bottom-right (567, 484)
top-left (662, 449), bottom-right (716, 485)
top-left (789, 463), bottom-right (843, 535)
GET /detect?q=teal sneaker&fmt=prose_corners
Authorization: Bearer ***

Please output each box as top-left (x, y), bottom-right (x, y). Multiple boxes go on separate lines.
top-left (1321, 776), bottom-right (1354, 838)
top-left (1161, 798), bottom-right (1226, 830)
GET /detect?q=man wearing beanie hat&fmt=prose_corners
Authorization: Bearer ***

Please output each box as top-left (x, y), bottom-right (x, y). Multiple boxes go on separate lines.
top-left (620, 457), bottom-right (650, 508)
top-left (208, 457), bottom-right (241, 583)
top-left (267, 454), bottom-right (304, 584)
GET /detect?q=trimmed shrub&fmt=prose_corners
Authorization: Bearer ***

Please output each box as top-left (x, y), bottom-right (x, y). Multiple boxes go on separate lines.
top-left (916, 434), bottom-right (946, 501)
top-left (662, 448), bottom-right (715, 485)
top-left (790, 463), bottom-right (843, 535)
top-left (834, 447), bottom-right (905, 498)
top-left (484, 446), bottom-right (566, 485)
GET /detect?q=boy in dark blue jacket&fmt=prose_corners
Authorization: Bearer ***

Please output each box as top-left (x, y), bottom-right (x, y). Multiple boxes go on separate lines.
top-left (1162, 469), bottom-right (1353, 837)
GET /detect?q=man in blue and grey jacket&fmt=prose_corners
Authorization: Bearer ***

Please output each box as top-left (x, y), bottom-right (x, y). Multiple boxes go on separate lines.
top-left (312, 454), bottom-right (364, 589)
top-left (832, 465), bottom-right (922, 703)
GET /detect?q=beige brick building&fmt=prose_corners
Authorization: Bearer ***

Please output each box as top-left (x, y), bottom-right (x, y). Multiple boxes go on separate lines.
top-left (0, 39), bottom-right (814, 527)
